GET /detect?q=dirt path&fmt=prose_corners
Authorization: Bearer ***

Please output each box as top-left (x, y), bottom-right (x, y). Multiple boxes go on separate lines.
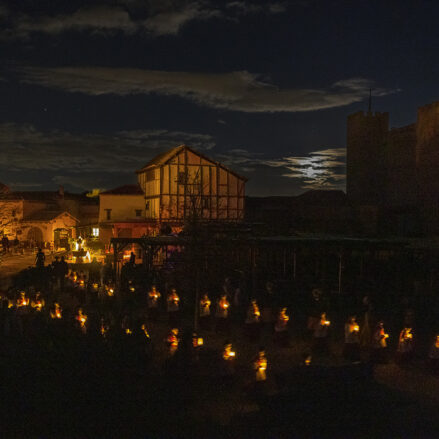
top-left (0, 250), bottom-right (58, 289)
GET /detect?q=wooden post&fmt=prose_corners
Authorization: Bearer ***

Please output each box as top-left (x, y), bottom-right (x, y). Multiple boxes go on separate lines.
top-left (338, 251), bottom-right (343, 295)
top-left (293, 250), bottom-right (297, 280)
top-left (194, 266), bottom-right (200, 331)
top-left (113, 242), bottom-right (119, 283)
top-left (251, 246), bottom-right (257, 297)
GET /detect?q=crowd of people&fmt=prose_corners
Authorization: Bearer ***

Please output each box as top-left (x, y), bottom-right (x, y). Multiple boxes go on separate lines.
top-left (1, 251), bottom-right (439, 389)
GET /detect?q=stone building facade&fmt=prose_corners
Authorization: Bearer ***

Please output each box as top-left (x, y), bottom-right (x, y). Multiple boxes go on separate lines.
top-left (347, 100), bottom-right (439, 235)
top-left (0, 186), bottom-right (98, 246)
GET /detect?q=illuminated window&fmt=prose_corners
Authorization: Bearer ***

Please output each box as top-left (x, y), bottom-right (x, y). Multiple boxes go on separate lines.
top-left (135, 209), bottom-right (142, 217)
top-left (92, 228), bottom-right (99, 237)
top-left (105, 209), bottom-right (112, 220)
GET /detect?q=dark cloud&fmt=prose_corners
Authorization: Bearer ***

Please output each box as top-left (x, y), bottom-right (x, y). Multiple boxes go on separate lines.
top-left (226, 1), bottom-right (287, 15)
top-left (0, 123), bottom-right (215, 190)
top-left (0, 0), bottom-right (288, 39)
top-left (18, 66), bottom-right (397, 113)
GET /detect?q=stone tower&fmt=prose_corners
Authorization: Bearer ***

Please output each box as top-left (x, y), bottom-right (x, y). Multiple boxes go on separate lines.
top-left (346, 111), bottom-right (389, 205)
top-left (416, 101), bottom-right (439, 233)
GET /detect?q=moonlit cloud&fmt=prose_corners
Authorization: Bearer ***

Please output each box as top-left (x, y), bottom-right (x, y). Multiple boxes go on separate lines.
top-left (18, 66), bottom-right (397, 113)
top-left (217, 147), bottom-right (346, 191)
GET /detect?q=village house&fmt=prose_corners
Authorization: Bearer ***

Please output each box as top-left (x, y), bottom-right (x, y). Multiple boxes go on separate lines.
top-left (0, 185), bottom-right (98, 248)
top-left (97, 145), bottom-right (247, 245)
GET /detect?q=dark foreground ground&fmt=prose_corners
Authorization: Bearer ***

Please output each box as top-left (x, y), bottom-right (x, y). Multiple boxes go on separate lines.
top-left (1, 334), bottom-right (438, 439)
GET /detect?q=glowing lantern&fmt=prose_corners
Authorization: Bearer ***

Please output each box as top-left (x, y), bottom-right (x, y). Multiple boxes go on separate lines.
top-left (254, 351), bottom-right (268, 382)
top-left (17, 292), bottom-right (29, 308)
top-left (141, 324), bottom-right (150, 338)
top-left (167, 328), bottom-right (179, 355)
top-left (76, 309), bottom-right (87, 333)
top-left (100, 319), bottom-right (108, 337)
top-left (148, 287), bottom-right (161, 306)
top-left (200, 295), bottom-right (211, 316)
top-left (223, 343), bottom-right (236, 360)
top-left (51, 303), bottom-right (62, 319)
top-left (125, 328), bottom-right (133, 335)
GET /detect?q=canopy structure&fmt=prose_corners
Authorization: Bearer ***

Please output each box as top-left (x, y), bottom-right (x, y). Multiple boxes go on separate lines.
top-left (110, 234), bottom-right (414, 296)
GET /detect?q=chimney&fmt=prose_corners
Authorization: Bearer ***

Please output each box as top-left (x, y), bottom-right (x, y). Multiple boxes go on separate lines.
top-left (59, 185), bottom-right (65, 197)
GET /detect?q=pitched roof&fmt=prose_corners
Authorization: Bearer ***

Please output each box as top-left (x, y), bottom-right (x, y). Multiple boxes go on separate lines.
top-left (23, 210), bottom-right (79, 222)
top-left (136, 145), bottom-right (247, 181)
top-left (100, 184), bottom-right (144, 195)
top-left (137, 145), bottom-right (187, 171)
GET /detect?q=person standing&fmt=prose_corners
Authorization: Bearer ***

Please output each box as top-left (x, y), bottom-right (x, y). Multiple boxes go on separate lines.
top-left (147, 285), bottom-right (161, 321)
top-left (344, 316), bottom-right (360, 362)
top-left (274, 307), bottom-right (290, 347)
top-left (371, 321), bottom-right (389, 364)
top-left (199, 293), bottom-right (211, 330)
top-left (253, 348), bottom-right (268, 382)
top-left (313, 312), bottom-right (331, 355)
top-left (167, 288), bottom-right (180, 327)
top-left (215, 294), bottom-right (230, 333)
top-left (245, 299), bottom-right (261, 341)
top-left (58, 256), bottom-right (69, 291)
top-left (396, 327), bottom-right (414, 363)
top-left (35, 248), bottom-right (45, 268)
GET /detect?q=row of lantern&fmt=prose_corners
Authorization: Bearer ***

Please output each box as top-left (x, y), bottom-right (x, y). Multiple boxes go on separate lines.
top-left (8, 288), bottom-right (439, 363)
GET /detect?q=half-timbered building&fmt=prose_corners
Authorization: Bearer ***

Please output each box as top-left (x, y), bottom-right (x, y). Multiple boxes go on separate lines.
top-left (136, 145), bottom-right (246, 226)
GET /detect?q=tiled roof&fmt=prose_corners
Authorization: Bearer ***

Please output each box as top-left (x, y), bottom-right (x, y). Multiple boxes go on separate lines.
top-left (100, 184), bottom-right (144, 195)
top-left (23, 210), bottom-right (78, 222)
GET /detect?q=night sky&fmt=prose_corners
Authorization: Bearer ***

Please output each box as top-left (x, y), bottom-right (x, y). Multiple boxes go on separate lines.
top-left (0, 0), bottom-right (438, 196)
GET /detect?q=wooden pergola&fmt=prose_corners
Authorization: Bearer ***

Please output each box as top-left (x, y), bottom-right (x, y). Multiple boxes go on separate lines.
top-left (110, 234), bottom-right (410, 295)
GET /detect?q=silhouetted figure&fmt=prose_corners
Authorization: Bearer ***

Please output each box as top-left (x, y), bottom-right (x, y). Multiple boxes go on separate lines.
top-left (313, 312), bottom-right (331, 355)
top-left (2, 236), bottom-right (9, 253)
top-left (199, 293), bottom-right (211, 330)
top-left (35, 248), bottom-right (45, 268)
top-left (58, 256), bottom-right (69, 290)
top-left (371, 321), bottom-right (389, 364)
top-left (344, 316), bottom-right (360, 362)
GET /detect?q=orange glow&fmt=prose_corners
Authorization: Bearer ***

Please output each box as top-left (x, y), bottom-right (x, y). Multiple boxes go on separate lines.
top-left (51, 303), bottom-right (62, 319)
top-left (141, 324), bottom-right (150, 338)
top-left (223, 344), bottom-right (236, 360)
